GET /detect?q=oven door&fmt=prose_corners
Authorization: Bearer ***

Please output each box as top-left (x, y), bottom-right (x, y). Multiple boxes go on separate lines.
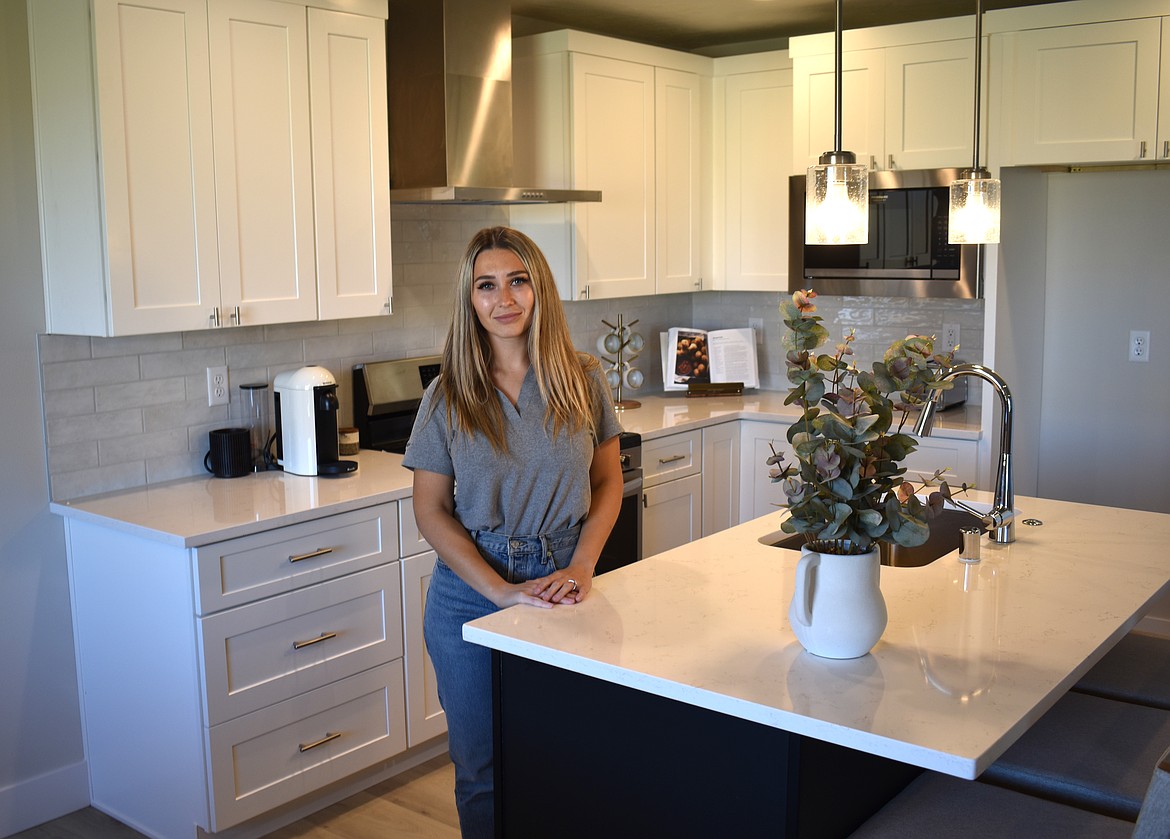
top-left (595, 468), bottom-right (643, 576)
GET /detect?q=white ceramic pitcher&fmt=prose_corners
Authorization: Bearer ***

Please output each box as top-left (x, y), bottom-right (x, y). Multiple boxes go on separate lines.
top-left (789, 542), bottom-right (887, 659)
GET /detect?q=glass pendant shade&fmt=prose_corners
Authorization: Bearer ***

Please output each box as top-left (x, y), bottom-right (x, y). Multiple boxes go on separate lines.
top-left (948, 168), bottom-right (1001, 244)
top-left (806, 153), bottom-right (869, 245)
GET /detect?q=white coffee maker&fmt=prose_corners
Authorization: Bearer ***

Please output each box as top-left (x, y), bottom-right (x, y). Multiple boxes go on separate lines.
top-left (273, 366), bottom-right (357, 476)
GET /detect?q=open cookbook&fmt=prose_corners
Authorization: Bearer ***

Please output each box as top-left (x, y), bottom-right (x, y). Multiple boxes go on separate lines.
top-left (660, 327), bottom-right (760, 391)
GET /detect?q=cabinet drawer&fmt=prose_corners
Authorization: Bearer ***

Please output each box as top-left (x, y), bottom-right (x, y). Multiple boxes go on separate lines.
top-left (207, 660), bottom-right (407, 831)
top-left (195, 503), bottom-right (398, 614)
top-left (398, 496), bottom-right (432, 557)
top-left (200, 564), bottom-right (403, 725)
top-left (643, 430), bottom-right (701, 487)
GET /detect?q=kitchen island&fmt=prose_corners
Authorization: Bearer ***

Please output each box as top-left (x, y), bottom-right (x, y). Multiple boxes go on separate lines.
top-left (465, 490), bottom-right (1170, 837)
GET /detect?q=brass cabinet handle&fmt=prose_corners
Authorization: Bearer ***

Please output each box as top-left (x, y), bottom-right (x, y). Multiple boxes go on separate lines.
top-left (299, 731), bottom-right (341, 753)
top-left (288, 547), bottom-right (333, 563)
top-left (292, 631), bottom-right (337, 650)
top-left (658, 454), bottom-right (686, 464)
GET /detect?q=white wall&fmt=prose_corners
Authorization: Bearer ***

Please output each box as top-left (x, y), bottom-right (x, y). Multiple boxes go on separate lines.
top-left (1037, 171), bottom-right (1170, 513)
top-left (0, 2), bottom-right (88, 834)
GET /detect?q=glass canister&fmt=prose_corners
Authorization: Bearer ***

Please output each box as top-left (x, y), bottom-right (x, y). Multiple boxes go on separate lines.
top-left (237, 383), bottom-right (270, 470)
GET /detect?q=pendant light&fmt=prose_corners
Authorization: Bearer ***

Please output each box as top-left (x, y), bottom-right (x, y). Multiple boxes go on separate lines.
top-left (806, 0), bottom-right (869, 245)
top-left (949, 0), bottom-right (1001, 244)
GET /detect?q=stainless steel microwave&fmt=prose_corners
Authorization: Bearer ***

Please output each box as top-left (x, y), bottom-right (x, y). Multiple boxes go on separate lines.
top-left (788, 168), bottom-right (982, 299)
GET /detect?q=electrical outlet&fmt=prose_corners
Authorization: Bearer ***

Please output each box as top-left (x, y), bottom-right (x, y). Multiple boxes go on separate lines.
top-left (207, 365), bottom-right (229, 406)
top-left (1130, 330), bottom-right (1151, 363)
top-left (749, 317), bottom-right (765, 344)
top-left (942, 323), bottom-right (960, 354)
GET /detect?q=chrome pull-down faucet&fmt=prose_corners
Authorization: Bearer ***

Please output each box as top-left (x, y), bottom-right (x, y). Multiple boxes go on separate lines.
top-left (914, 363), bottom-right (1016, 544)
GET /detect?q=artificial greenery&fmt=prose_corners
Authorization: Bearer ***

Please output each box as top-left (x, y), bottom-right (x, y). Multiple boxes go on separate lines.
top-left (768, 290), bottom-right (965, 554)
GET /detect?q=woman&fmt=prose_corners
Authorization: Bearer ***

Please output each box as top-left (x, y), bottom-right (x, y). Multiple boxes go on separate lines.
top-left (403, 226), bottom-right (624, 839)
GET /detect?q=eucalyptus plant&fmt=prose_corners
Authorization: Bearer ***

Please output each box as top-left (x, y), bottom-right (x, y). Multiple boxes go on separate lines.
top-left (769, 290), bottom-right (965, 554)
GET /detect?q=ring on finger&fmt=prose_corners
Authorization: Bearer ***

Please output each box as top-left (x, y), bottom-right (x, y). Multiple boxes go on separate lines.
top-left (566, 578), bottom-right (578, 591)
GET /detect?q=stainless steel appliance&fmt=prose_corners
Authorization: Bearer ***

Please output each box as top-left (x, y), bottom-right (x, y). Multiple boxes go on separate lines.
top-left (789, 168), bottom-right (982, 298)
top-left (353, 356), bottom-right (643, 573)
top-left (273, 366), bottom-right (356, 476)
top-left (385, 0), bottom-right (601, 206)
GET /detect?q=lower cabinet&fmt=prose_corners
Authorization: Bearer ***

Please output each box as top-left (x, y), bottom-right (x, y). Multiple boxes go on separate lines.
top-left (399, 496), bottom-right (448, 747)
top-left (739, 420), bottom-right (794, 524)
top-left (643, 472), bottom-right (703, 558)
top-left (64, 501), bottom-right (419, 838)
top-left (701, 423), bottom-right (740, 537)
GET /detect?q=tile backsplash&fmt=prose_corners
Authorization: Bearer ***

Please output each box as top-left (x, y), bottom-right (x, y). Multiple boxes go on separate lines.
top-left (39, 205), bottom-right (983, 500)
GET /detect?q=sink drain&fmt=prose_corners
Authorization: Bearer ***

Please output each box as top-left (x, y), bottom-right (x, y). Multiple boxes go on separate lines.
top-left (1022, 518), bottom-right (1044, 527)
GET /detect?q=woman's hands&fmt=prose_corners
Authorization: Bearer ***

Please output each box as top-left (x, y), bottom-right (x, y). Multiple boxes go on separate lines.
top-left (530, 567), bottom-right (591, 605)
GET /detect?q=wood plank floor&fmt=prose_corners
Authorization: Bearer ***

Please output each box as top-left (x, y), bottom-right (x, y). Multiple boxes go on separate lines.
top-left (11, 755), bottom-right (459, 839)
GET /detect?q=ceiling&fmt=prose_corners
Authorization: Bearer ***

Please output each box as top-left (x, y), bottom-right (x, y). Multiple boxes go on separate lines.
top-left (511, 0), bottom-right (1069, 54)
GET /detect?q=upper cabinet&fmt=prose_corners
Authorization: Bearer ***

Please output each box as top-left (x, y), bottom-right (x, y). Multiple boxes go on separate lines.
top-left (992, 16), bottom-right (1167, 165)
top-left (791, 19), bottom-right (977, 173)
top-left (511, 32), bottom-right (705, 300)
top-left (713, 51), bottom-right (794, 292)
top-left (28, 0), bottom-right (391, 336)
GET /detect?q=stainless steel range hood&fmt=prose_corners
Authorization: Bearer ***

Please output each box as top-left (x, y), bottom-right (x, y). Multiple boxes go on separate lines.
top-left (387, 0), bottom-right (601, 205)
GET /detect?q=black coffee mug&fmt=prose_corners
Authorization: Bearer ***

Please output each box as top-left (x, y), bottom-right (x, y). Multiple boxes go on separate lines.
top-left (205, 428), bottom-right (252, 478)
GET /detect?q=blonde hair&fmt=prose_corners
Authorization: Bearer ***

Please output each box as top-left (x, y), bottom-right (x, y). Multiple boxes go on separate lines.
top-left (436, 226), bottom-right (600, 452)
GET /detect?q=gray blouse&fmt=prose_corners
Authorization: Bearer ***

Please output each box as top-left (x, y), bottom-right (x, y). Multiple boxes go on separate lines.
top-left (402, 361), bottom-right (622, 536)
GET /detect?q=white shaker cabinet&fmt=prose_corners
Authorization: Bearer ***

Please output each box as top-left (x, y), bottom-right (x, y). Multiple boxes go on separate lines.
top-left (28, 0), bottom-right (391, 336)
top-left (64, 502), bottom-right (410, 837)
top-left (641, 430), bottom-right (703, 557)
top-left (511, 32), bottom-right (704, 300)
top-left (791, 21), bottom-right (975, 173)
top-left (701, 422), bottom-right (741, 536)
top-left (715, 53), bottom-right (794, 292)
top-left (995, 17), bottom-right (1166, 165)
top-left (398, 497), bottom-right (447, 747)
top-left (739, 419), bottom-right (793, 524)
top-left (792, 48), bottom-right (887, 172)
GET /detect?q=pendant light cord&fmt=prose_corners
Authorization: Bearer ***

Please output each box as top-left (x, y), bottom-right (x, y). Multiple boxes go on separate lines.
top-left (834, 0), bottom-right (844, 153)
top-left (970, 0), bottom-right (984, 171)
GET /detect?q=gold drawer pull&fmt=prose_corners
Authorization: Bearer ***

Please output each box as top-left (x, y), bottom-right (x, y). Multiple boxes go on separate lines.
top-left (288, 547), bottom-right (333, 563)
top-left (658, 454), bottom-right (686, 464)
top-left (299, 731), bottom-right (341, 753)
top-left (293, 631), bottom-right (337, 650)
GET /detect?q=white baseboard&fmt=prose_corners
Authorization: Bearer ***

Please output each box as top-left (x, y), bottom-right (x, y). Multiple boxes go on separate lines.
top-left (0, 759), bottom-right (89, 838)
top-left (1137, 613), bottom-right (1170, 639)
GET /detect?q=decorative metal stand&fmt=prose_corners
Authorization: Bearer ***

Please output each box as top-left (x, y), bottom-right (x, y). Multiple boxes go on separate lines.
top-left (599, 315), bottom-right (644, 410)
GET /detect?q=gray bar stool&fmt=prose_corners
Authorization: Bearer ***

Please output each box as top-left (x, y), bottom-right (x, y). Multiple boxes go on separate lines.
top-left (851, 744), bottom-right (1170, 838)
top-left (979, 690), bottom-right (1170, 820)
top-left (850, 773), bottom-right (1133, 838)
top-left (1074, 631), bottom-right (1170, 710)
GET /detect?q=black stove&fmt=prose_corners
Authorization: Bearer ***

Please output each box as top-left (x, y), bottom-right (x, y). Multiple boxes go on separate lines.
top-left (352, 356), bottom-right (442, 454)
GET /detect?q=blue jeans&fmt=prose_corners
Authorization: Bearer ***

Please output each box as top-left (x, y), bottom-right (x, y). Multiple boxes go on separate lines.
top-left (423, 525), bottom-right (581, 839)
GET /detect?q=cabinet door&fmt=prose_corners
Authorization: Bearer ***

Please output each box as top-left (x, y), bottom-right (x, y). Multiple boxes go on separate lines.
top-left (793, 49), bottom-right (886, 172)
top-left (309, 8), bottom-right (394, 320)
top-left (655, 68), bottom-right (702, 294)
top-left (885, 40), bottom-right (975, 171)
top-left (571, 54), bottom-right (656, 299)
top-left (739, 420), bottom-right (792, 523)
top-left (724, 68), bottom-right (793, 291)
top-left (402, 550), bottom-right (446, 746)
top-left (93, 0), bottom-right (220, 334)
top-left (702, 423), bottom-right (741, 536)
top-left (642, 473), bottom-right (702, 558)
top-left (209, 0), bottom-right (317, 327)
top-left (1161, 19), bottom-right (1170, 160)
top-left (1001, 19), bottom-right (1160, 164)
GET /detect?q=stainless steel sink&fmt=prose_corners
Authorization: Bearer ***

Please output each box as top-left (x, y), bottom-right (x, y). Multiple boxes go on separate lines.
top-left (764, 508), bottom-right (986, 567)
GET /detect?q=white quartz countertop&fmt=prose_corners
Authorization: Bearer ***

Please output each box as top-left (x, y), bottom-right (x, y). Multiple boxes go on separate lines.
top-left (465, 491), bottom-right (1170, 778)
top-left (50, 449), bottom-right (414, 547)
top-left (48, 392), bottom-right (978, 546)
top-left (614, 391), bottom-right (980, 441)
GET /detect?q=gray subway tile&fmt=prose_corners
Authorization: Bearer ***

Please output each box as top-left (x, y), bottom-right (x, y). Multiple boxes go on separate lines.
top-left (43, 387), bottom-right (96, 419)
top-left (42, 355), bottom-right (140, 391)
top-left (46, 408), bottom-right (142, 446)
top-left (91, 333), bottom-right (182, 358)
top-left (99, 427), bottom-right (189, 465)
top-left (51, 461), bottom-right (146, 502)
top-left (39, 334), bottom-right (92, 363)
top-left (47, 441), bottom-right (100, 472)
top-left (224, 339), bottom-right (305, 369)
top-left (139, 346), bottom-right (226, 379)
top-left (95, 377), bottom-right (186, 412)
